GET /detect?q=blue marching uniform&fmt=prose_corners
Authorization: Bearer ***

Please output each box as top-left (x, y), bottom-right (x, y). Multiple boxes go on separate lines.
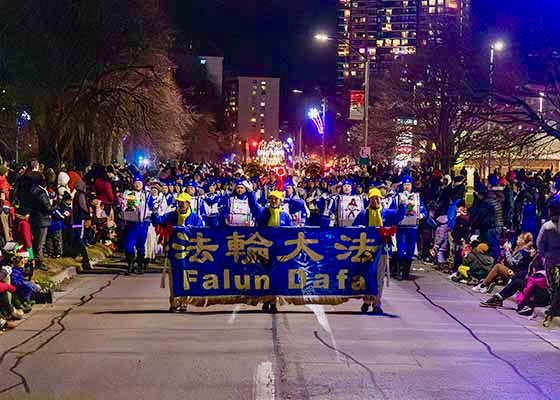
top-left (151, 209), bottom-right (204, 229)
top-left (122, 189), bottom-right (152, 274)
top-left (390, 177), bottom-right (427, 280)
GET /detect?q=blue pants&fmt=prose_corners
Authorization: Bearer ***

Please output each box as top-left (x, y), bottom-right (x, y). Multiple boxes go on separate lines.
top-left (124, 223), bottom-right (149, 258)
top-left (487, 226), bottom-right (502, 261)
top-left (396, 227), bottom-right (417, 262)
top-left (205, 216), bottom-right (219, 228)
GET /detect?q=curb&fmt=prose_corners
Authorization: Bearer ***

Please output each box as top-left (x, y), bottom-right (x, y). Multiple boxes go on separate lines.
top-left (50, 266), bottom-right (78, 286)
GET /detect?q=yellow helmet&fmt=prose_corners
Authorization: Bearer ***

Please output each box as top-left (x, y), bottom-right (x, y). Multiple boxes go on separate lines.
top-left (368, 188), bottom-right (382, 199)
top-left (268, 190), bottom-right (284, 200)
top-left (176, 193), bottom-right (192, 203)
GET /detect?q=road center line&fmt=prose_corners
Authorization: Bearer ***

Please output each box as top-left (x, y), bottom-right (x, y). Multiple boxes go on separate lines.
top-left (228, 304), bottom-right (242, 324)
top-left (254, 361), bottom-right (275, 400)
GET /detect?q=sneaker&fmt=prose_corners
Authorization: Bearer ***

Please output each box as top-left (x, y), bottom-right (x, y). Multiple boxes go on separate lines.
top-left (360, 303), bottom-right (370, 313)
top-left (542, 314), bottom-right (555, 328)
top-left (480, 295), bottom-right (503, 308)
top-left (466, 277), bottom-right (480, 286)
top-left (472, 283), bottom-right (487, 293)
top-left (11, 309), bottom-right (24, 320)
top-left (517, 306), bottom-right (533, 316)
top-left (448, 272), bottom-right (458, 280)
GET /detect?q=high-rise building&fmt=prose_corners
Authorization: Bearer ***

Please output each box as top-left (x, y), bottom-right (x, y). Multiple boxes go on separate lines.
top-left (337, 0), bottom-right (470, 93)
top-left (224, 76), bottom-right (280, 144)
top-left (199, 56), bottom-right (224, 95)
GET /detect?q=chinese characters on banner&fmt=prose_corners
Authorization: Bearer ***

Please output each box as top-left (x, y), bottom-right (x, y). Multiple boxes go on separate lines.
top-left (168, 227), bottom-right (384, 299)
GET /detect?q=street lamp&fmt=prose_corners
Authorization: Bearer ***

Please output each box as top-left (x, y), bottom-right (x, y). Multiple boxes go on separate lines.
top-left (16, 111), bottom-right (31, 163)
top-left (488, 40), bottom-right (505, 177)
top-left (314, 32), bottom-right (370, 151)
top-left (308, 107), bottom-right (326, 165)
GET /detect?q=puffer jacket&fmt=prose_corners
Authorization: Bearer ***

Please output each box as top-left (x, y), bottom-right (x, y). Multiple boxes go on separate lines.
top-left (433, 215), bottom-right (450, 251)
top-left (29, 185), bottom-right (53, 228)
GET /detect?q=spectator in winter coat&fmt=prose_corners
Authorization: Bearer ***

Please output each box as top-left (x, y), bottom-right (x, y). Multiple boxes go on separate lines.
top-left (72, 181), bottom-right (92, 270)
top-left (472, 232), bottom-right (533, 293)
top-left (431, 215), bottom-right (450, 270)
top-left (470, 184), bottom-right (500, 260)
top-left (29, 176), bottom-right (53, 271)
top-left (536, 195), bottom-right (560, 327)
top-left (57, 171), bottom-right (72, 199)
top-left (454, 243), bottom-right (494, 283)
top-left (93, 168), bottom-right (115, 212)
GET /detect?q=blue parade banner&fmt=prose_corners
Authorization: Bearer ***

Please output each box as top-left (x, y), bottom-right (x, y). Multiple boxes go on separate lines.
top-left (168, 227), bottom-right (384, 299)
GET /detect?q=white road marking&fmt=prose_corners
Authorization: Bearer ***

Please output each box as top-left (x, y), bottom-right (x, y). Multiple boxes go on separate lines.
top-left (228, 304), bottom-right (241, 324)
top-left (306, 304), bottom-right (342, 362)
top-left (254, 361), bottom-right (275, 400)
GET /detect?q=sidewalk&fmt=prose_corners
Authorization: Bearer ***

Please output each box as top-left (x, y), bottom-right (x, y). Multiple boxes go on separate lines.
top-left (33, 243), bottom-right (115, 287)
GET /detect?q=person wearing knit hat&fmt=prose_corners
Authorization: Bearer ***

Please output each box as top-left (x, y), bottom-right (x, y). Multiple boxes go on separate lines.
top-left (451, 242), bottom-right (494, 285)
top-left (391, 175), bottom-right (427, 280)
top-left (202, 180), bottom-right (223, 228)
top-left (222, 178), bottom-right (260, 227)
top-left (151, 191), bottom-right (203, 312)
top-left (353, 188), bottom-right (407, 314)
top-left (318, 178), bottom-right (365, 228)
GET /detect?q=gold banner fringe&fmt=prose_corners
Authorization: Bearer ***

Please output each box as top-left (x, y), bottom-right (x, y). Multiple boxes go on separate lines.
top-left (174, 295), bottom-right (379, 307)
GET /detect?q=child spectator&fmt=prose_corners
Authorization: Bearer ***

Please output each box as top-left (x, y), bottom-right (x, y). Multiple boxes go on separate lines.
top-left (451, 243), bottom-right (494, 285)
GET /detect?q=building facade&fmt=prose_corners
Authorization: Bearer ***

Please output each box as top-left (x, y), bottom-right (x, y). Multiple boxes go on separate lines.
top-left (224, 76), bottom-right (280, 145)
top-left (337, 0), bottom-right (470, 94)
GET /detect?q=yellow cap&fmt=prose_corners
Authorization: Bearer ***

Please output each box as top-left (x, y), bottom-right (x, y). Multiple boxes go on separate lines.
top-left (176, 193), bottom-right (192, 203)
top-left (268, 190), bottom-right (284, 200)
top-left (368, 188), bottom-right (382, 199)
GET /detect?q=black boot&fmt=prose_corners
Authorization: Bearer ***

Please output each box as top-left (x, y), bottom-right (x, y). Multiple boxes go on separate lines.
top-left (402, 260), bottom-right (412, 281)
top-left (137, 257), bottom-right (145, 275)
top-left (126, 254), bottom-right (134, 275)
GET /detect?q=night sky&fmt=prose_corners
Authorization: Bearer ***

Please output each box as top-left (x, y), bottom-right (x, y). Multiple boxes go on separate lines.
top-left (166, 0), bottom-right (560, 92)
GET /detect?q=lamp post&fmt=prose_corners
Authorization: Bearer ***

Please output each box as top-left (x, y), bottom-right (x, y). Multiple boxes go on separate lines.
top-left (488, 40), bottom-right (505, 177)
top-left (16, 111), bottom-right (31, 164)
top-left (315, 33), bottom-right (370, 150)
top-left (308, 108), bottom-right (325, 165)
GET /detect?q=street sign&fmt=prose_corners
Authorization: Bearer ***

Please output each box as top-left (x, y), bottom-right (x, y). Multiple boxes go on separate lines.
top-left (359, 147), bottom-right (371, 158)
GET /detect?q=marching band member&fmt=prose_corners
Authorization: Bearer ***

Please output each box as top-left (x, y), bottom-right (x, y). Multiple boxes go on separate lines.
top-left (203, 180), bottom-right (222, 228)
top-left (319, 179), bottom-right (365, 227)
top-left (283, 178), bottom-right (310, 226)
top-left (186, 180), bottom-right (206, 224)
top-left (354, 188), bottom-right (406, 313)
top-left (256, 190), bottom-right (293, 314)
top-left (121, 176), bottom-right (152, 275)
top-left (222, 179), bottom-right (260, 227)
top-left (151, 192), bottom-right (203, 312)
top-left (391, 176), bottom-right (427, 280)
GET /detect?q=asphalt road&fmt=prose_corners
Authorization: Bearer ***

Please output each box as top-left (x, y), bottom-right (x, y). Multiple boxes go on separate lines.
top-left (1, 265), bottom-right (560, 400)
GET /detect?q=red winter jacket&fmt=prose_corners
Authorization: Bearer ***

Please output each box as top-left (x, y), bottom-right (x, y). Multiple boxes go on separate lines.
top-left (94, 178), bottom-right (115, 206)
top-left (0, 281), bottom-right (16, 293)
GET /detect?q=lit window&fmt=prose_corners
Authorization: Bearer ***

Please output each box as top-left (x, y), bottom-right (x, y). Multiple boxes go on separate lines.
top-left (260, 129), bottom-right (265, 134)
top-left (260, 102), bottom-right (266, 107)
top-left (252, 90), bottom-right (257, 96)
top-left (261, 81), bottom-right (267, 85)
top-left (350, 70), bottom-right (357, 76)
top-left (250, 117), bottom-right (257, 123)
top-left (260, 113), bottom-right (265, 117)
top-left (359, 48), bottom-right (366, 54)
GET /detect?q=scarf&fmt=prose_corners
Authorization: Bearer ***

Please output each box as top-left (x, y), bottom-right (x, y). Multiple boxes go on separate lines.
top-left (177, 208), bottom-right (192, 226)
top-left (267, 207), bottom-right (281, 227)
top-left (368, 207), bottom-right (383, 227)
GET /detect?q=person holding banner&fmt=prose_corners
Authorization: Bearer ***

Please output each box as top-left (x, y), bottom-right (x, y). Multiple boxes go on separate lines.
top-left (354, 188), bottom-right (406, 313)
top-left (121, 176), bottom-right (152, 275)
top-left (391, 176), bottom-right (427, 281)
top-left (151, 192), bottom-right (203, 312)
top-left (256, 190), bottom-right (293, 313)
